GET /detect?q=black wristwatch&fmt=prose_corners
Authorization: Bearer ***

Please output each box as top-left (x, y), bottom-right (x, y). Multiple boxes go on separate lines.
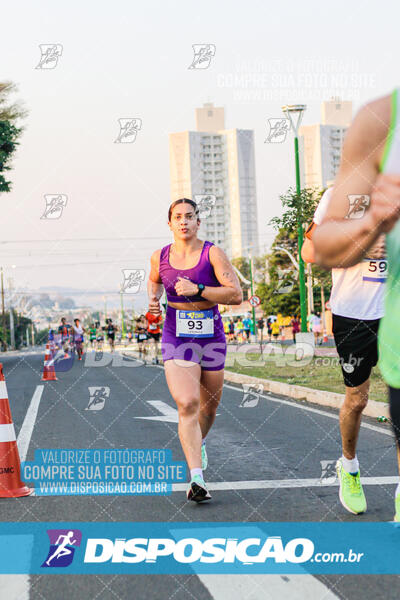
top-left (197, 283), bottom-right (205, 296)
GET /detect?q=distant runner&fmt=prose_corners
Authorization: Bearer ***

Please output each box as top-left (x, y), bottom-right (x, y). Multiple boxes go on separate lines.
top-left (88, 323), bottom-right (97, 349)
top-left (105, 319), bottom-right (117, 353)
top-left (72, 318), bottom-right (85, 361)
top-left (145, 310), bottom-right (162, 365)
top-left (58, 317), bottom-right (72, 358)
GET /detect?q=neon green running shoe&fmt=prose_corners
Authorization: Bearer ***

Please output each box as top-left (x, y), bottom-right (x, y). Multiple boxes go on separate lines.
top-left (201, 442), bottom-right (208, 471)
top-left (336, 458), bottom-right (367, 515)
top-left (187, 474), bottom-right (211, 502)
top-left (394, 493), bottom-right (400, 523)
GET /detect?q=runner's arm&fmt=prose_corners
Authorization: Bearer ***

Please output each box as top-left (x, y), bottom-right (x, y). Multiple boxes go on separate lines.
top-left (148, 250), bottom-right (164, 295)
top-left (313, 96), bottom-right (393, 267)
top-left (148, 250), bottom-right (164, 315)
top-left (203, 246), bottom-right (243, 305)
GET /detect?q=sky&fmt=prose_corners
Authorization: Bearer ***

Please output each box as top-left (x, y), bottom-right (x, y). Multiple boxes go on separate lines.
top-left (0, 0), bottom-right (398, 310)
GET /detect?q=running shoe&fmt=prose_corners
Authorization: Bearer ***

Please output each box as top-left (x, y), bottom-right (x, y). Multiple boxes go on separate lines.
top-left (394, 493), bottom-right (400, 523)
top-left (336, 458), bottom-right (367, 514)
top-left (186, 475), bottom-right (211, 502)
top-left (201, 442), bottom-right (208, 471)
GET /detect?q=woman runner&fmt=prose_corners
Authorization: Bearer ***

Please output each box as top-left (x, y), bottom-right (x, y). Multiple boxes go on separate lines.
top-left (147, 198), bottom-right (242, 502)
top-left (72, 318), bottom-right (85, 361)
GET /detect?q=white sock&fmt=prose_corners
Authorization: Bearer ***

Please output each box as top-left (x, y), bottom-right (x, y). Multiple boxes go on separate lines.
top-left (341, 455), bottom-right (359, 475)
top-left (395, 482), bottom-right (400, 497)
top-left (190, 468), bottom-right (203, 479)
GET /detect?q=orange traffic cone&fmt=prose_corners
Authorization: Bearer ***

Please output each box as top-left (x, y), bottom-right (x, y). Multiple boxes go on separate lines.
top-left (49, 340), bottom-right (57, 358)
top-left (0, 364), bottom-right (32, 497)
top-left (323, 330), bottom-right (328, 343)
top-left (42, 344), bottom-right (57, 381)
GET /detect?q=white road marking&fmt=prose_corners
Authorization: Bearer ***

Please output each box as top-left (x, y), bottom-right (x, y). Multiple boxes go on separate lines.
top-left (172, 475), bottom-right (398, 492)
top-left (135, 400), bottom-right (218, 423)
top-left (0, 575), bottom-right (30, 600)
top-left (135, 400), bottom-right (179, 423)
top-left (223, 384), bottom-right (393, 437)
top-left (7, 386), bottom-right (44, 600)
top-left (17, 385), bottom-right (44, 463)
top-left (170, 524), bottom-right (338, 599)
top-left (199, 574), bottom-right (338, 599)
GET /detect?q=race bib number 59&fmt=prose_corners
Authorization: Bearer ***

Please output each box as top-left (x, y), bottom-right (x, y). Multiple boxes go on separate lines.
top-left (176, 309), bottom-right (214, 338)
top-left (362, 259), bottom-right (387, 283)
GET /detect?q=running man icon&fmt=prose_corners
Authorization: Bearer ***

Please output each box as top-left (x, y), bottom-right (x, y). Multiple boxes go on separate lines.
top-left (42, 529), bottom-right (82, 568)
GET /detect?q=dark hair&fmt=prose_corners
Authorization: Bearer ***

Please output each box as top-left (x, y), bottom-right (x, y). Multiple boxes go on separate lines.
top-left (74, 318), bottom-right (79, 324)
top-left (168, 198), bottom-right (199, 221)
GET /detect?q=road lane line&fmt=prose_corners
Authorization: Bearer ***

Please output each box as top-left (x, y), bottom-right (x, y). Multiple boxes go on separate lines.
top-left (199, 574), bottom-right (338, 600)
top-left (17, 385), bottom-right (44, 463)
top-left (223, 384), bottom-right (393, 437)
top-left (13, 386), bottom-right (44, 600)
top-left (172, 475), bottom-right (398, 492)
top-left (135, 400), bottom-right (179, 423)
top-left (0, 575), bottom-right (29, 600)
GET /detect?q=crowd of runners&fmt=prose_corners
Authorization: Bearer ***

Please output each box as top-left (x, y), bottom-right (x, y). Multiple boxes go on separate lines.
top-left (49, 311), bottom-right (163, 364)
top-left (50, 310), bottom-right (316, 362)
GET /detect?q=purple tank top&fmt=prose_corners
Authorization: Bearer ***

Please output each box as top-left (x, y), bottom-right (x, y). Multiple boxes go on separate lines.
top-left (159, 240), bottom-right (220, 303)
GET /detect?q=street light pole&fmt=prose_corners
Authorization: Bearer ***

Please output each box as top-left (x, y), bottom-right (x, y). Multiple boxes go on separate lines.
top-left (282, 104), bottom-right (308, 332)
top-left (120, 289), bottom-right (125, 338)
top-left (249, 255), bottom-right (256, 341)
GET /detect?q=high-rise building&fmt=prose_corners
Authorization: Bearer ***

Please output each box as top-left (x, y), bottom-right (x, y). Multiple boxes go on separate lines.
top-left (169, 103), bottom-right (259, 258)
top-left (299, 98), bottom-right (352, 190)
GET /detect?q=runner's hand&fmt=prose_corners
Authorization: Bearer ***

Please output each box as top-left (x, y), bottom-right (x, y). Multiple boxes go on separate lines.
top-left (369, 174), bottom-right (400, 233)
top-left (148, 298), bottom-right (161, 315)
top-left (175, 276), bottom-right (199, 297)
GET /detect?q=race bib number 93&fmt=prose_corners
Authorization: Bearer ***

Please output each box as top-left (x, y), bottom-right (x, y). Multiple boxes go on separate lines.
top-left (176, 309), bottom-right (214, 337)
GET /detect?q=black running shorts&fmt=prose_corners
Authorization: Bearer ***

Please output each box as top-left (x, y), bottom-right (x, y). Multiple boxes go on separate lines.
top-left (332, 314), bottom-right (380, 387)
top-left (148, 332), bottom-right (161, 342)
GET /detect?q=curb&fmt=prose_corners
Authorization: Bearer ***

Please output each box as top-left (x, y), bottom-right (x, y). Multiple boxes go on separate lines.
top-left (224, 370), bottom-right (390, 419)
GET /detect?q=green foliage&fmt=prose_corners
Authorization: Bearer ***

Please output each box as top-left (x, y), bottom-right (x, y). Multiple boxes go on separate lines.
top-left (0, 312), bottom-right (33, 349)
top-left (0, 82), bottom-right (27, 122)
top-left (0, 120), bottom-right (21, 192)
top-left (269, 186), bottom-right (321, 235)
top-left (255, 186), bottom-right (332, 316)
top-left (0, 81), bottom-right (26, 193)
top-left (36, 328), bottom-right (50, 345)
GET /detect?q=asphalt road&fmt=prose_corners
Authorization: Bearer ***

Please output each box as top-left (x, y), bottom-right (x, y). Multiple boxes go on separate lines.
top-left (0, 347), bottom-right (399, 600)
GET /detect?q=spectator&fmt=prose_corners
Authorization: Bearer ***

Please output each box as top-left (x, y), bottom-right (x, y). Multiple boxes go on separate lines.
top-left (291, 315), bottom-right (300, 343)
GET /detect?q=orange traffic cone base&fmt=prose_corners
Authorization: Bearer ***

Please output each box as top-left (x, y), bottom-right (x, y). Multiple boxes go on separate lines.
top-left (0, 485), bottom-right (32, 498)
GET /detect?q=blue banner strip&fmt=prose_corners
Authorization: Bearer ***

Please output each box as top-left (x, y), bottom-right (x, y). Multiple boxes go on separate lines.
top-left (0, 522), bottom-right (398, 574)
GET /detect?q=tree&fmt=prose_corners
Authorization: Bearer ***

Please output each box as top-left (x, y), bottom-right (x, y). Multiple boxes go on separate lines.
top-left (269, 186), bottom-right (320, 234)
top-left (257, 229), bottom-right (301, 316)
top-left (0, 82), bottom-right (26, 193)
top-left (255, 186), bottom-right (332, 316)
